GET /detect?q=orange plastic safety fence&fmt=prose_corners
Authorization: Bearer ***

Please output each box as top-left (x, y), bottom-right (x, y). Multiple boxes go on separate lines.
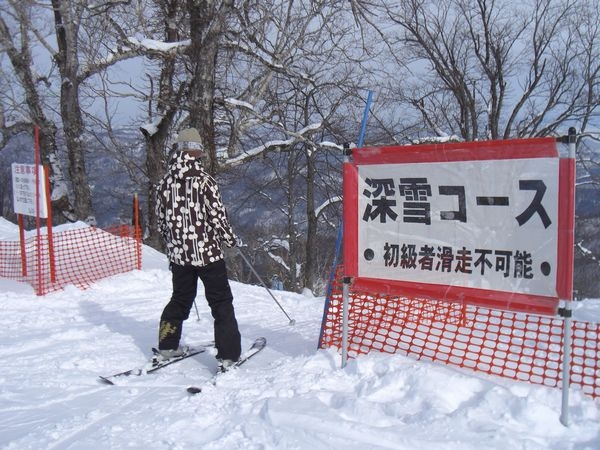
top-left (320, 265), bottom-right (600, 399)
top-left (0, 224), bottom-right (142, 295)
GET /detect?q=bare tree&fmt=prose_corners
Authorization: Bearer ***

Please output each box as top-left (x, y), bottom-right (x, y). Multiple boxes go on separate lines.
top-left (5, 0), bottom-right (597, 295)
top-left (0, 1), bottom-right (76, 222)
top-left (186, 0), bottom-right (236, 175)
top-left (50, 0), bottom-right (96, 222)
top-left (1, 0), bottom-right (144, 223)
top-left (132, 0), bottom-right (374, 291)
top-left (135, 0), bottom-right (189, 249)
top-left (210, 1), bottom-right (375, 292)
top-left (136, 0), bottom-right (236, 245)
top-left (51, 0), bottom-right (146, 223)
top-left (381, 0), bottom-right (600, 141)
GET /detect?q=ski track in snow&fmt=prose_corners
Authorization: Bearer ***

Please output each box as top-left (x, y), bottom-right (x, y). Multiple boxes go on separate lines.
top-left (0, 229), bottom-right (599, 449)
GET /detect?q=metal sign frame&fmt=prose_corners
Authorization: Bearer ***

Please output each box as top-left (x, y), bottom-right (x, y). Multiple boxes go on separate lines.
top-left (343, 137), bottom-right (574, 315)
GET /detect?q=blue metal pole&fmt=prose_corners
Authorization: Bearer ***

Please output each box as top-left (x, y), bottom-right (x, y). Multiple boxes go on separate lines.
top-left (318, 91), bottom-right (374, 349)
top-left (358, 91), bottom-right (373, 147)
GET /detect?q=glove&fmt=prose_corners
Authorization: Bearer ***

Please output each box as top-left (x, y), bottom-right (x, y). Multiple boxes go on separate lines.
top-left (235, 235), bottom-right (244, 248)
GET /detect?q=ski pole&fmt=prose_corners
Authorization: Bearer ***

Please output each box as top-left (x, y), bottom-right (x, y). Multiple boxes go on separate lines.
top-left (193, 300), bottom-right (201, 321)
top-left (236, 248), bottom-right (296, 326)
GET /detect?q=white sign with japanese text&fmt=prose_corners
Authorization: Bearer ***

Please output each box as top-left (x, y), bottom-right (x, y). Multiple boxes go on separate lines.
top-left (11, 163), bottom-right (48, 218)
top-left (357, 157), bottom-right (559, 297)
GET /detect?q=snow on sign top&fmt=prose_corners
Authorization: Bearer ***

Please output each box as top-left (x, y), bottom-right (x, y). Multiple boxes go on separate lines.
top-left (343, 137), bottom-right (575, 315)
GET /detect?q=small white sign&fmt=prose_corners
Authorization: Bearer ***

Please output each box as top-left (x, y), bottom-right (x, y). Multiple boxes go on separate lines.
top-left (11, 163), bottom-right (48, 218)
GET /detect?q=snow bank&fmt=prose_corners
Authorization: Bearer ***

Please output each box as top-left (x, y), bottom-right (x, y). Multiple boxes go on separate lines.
top-left (0, 217), bottom-right (598, 449)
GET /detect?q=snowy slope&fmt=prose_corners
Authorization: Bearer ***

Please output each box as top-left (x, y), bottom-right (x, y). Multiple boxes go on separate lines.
top-left (0, 222), bottom-right (599, 449)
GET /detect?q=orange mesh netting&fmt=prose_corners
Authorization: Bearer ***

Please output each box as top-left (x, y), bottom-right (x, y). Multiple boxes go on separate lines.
top-left (0, 224), bottom-right (142, 295)
top-left (319, 266), bottom-right (600, 399)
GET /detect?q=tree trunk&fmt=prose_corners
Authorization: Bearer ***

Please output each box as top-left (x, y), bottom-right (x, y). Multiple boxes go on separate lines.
top-left (304, 144), bottom-right (317, 293)
top-left (0, 10), bottom-right (76, 223)
top-left (286, 151), bottom-right (299, 291)
top-left (142, 130), bottom-right (169, 251)
top-left (187, 0), bottom-right (232, 175)
top-left (39, 122), bottom-right (77, 223)
top-left (51, 0), bottom-right (94, 223)
top-left (141, 0), bottom-right (185, 249)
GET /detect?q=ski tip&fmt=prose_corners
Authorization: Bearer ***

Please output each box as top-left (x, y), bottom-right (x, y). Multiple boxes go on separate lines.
top-left (98, 376), bottom-right (115, 385)
top-left (187, 386), bottom-right (202, 395)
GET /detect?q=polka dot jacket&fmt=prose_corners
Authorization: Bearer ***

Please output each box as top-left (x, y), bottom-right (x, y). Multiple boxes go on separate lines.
top-left (155, 151), bottom-right (237, 267)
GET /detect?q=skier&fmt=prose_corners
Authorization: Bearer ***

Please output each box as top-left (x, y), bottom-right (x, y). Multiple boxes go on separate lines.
top-left (155, 127), bottom-right (242, 372)
top-left (271, 274), bottom-right (283, 291)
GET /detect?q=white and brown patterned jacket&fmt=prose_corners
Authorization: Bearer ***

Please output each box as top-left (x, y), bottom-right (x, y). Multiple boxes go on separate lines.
top-left (155, 151), bottom-right (236, 267)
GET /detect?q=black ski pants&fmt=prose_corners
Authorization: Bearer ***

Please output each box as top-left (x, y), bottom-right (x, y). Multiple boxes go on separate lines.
top-left (159, 259), bottom-right (241, 361)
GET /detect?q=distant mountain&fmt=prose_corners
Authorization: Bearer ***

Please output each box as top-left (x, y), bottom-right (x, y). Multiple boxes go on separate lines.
top-left (576, 164), bottom-right (600, 219)
top-left (3, 131), bottom-right (600, 295)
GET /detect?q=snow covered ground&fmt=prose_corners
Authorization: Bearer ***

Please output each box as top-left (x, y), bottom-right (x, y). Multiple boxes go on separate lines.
top-left (1, 220), bottom-right (600, 449)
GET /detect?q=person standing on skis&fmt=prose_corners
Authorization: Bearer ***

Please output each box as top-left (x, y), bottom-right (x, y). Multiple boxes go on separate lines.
top-left (155, 127), bottom-right (241, 372)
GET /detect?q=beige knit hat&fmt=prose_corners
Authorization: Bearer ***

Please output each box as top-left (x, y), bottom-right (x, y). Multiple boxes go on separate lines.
top-left (175, 128), bottom-right (204, 153)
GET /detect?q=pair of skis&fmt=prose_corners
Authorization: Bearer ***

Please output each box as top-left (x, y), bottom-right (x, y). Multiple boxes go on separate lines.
top-left (99, 337), bottom-right (266, 395)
